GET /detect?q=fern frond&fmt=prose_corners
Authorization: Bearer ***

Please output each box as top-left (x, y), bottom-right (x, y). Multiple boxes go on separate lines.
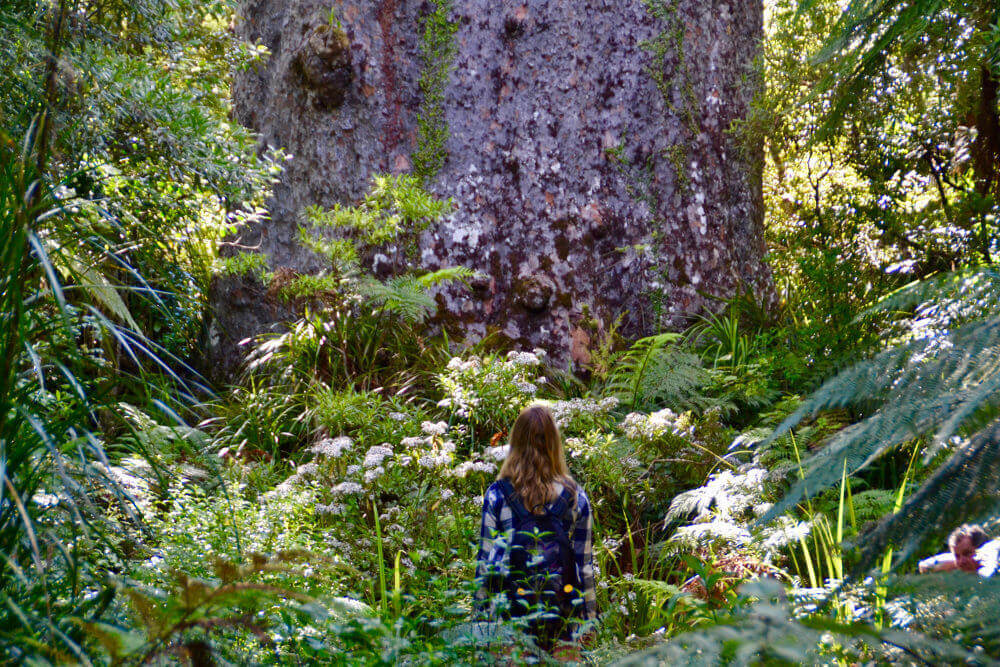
top-left (355, 275), bottom-right (436, 323)
top-left (761, 313), bottom-right (1000, 526)
top-left (415, 265), bottom-right (475, 288)
top-left (859, 421), bottom-right (1000, 571)
top-left (757, 268), bottom-right (1000, 572)
top-left (887, 571), bottom-right (1000, 655)
top-left (618, 579), bottom-right (985, 665)
top-left (665, 485), bottom-right (718, 525)
top-left (796, 0), bottom-right (951, 135)
top-left (864, 267), bottom-right (1000, 321)
top-left (605, 334), bottom-right (728, 413)
top-left (848, 489), bottom-right (896, 524)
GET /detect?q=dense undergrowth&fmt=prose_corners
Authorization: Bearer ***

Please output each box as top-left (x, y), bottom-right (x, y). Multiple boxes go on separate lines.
top-left (3, 0), bottom-right (1000, 664)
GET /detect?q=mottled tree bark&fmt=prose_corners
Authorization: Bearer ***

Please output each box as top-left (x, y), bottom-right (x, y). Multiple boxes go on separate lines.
top-left (210, 0), bottom-right (771, 374)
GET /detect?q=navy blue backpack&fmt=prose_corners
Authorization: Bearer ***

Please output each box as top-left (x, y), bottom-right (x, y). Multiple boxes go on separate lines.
top-left (495, 479), bottom-right (582, 637)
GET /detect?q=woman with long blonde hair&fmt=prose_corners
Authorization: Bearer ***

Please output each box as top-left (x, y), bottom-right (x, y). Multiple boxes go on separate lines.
top-left (475, 404), bottom-right (596, 650)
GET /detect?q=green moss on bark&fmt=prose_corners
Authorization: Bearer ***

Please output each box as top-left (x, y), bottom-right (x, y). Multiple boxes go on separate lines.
top-left (413, 0), bottom-right (458, 183)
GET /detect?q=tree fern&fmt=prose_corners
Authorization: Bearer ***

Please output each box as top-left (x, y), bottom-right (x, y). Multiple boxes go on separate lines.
top-left (355, 267), bottom-right (474, 323)
top-left (797, 0), bottom-right (995, 132)
top-left (760, 267), bottom-right (1000, 570)
top-left (605, 334), bottom-right (731, 414)
top-left (355, 275), bottom-right (437, 323)
top-left (888, 571), bottom-right (1000, 655)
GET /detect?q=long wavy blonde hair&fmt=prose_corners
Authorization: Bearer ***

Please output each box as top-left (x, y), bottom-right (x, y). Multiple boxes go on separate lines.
top-left (498, 404), bottom-right (576, 514)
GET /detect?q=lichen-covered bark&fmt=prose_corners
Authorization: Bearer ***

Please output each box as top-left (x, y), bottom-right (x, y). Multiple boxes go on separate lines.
top-left (212, 0), bottom-right (770, 373)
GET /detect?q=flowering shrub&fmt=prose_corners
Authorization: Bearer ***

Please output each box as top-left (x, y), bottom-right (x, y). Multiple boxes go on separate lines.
top-left (436, 350), bottom-right (548, 436)
top-left (565, 430), bottom-right (652, 519)
top-left (622, 406), bottom-right (731, 490)
top-left (547, 396), bottom-right (620, 436)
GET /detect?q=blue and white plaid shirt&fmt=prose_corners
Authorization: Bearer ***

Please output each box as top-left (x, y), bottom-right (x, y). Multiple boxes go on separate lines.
top-left (474, 479), bottom-right (597, 620)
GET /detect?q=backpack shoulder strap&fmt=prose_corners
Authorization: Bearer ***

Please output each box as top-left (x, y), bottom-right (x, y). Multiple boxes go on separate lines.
top-left (545, 487), bottom-right (581, 588)
top-left (547, 486), bottom-right (576, 521)
top-left (495, 478), bottom-right (531, 523)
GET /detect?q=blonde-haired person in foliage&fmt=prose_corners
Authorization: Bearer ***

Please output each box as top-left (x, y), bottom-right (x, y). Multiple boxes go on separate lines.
top-left (474, 404), bottom-right (596, 654)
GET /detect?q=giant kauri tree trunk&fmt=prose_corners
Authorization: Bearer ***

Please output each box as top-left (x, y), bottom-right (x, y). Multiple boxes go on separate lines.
top-left (210, 0), bottom-right (771, 374)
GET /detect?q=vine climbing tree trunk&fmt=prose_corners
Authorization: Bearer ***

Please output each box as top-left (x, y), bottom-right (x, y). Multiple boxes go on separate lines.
top-left (213, 0), bottom-right (772, 374)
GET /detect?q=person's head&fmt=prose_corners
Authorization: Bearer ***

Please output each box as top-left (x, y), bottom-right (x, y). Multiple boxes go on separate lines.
top-left (948, 524), bottom-right (989, 573)
top-left (498, 404), bottom-right (575, 513)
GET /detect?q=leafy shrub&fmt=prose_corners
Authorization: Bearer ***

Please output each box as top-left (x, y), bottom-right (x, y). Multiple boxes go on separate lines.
top-left (311, 388), bottom-right (430, 448)
top-left (436, 350), bottom-right (549, 439)
top-left (622, 407), bottom-right (732, 491)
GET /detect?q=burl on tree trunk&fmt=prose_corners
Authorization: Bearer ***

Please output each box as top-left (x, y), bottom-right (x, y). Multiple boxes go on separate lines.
top-left (210, 0), bottom-right (771, 375)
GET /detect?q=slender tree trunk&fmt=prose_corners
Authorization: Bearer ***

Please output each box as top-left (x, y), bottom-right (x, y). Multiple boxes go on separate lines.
top-left (970, 2), bottom-right (1000, 261)
top-left (973, 64), bottom-right (1000, 198)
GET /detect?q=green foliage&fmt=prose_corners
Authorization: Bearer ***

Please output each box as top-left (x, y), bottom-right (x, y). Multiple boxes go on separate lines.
top-left (93, 552), bottom-right (328, 664)
top-left (312, 387), bottom-right (430, 446)
top-left (605, 334), bottom-right (718, 414)
top-left (301, 174), bottom-right (452, 260)
top-left (413, 0), bottom-right (458, 182)
top-left (0, 4), bottom-right (289, 660)
top-left (0, 118), bottom-right (211, 663)
top-left (8, 0), bottom-right (1000, 662)
top-left (618, 578), bottom-right (983, 665)
top-left (356, 267), bottom-right (475, 324)
top-left (216, 251), bottom-right (271, 283)
top-left (295, 174), bottom-right (464, 315)
top-left (263, 175), bottom-right (467, 393)
top-left (1, 0), bottom-right (281, 360)
top-left (756, 0), bottom-right (999, 394)
top-left (247, 298), bottom-right (450, 395)
top-left (761, 268), bottom-right (1000, 570)
top-left (207, 375), bottom-right (311, 463)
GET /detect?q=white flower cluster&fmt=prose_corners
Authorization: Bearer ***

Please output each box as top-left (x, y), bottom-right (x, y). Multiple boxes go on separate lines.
top-left (506, 349), bottom-right (544, 366)
top-left (485, 444), bottom-right (509, 461)
top-left (418, 453), bottom-right (451, 468)
top-left (315, 502), bottom-right (347, 516)
top-left (331, 481), bottom-right (364, 496)
top-left (437, 350), bottom-right (546, 420)
top-left (673, 520), bottom-right (753, 547)
top-left (363, 444), bottom-right (393, 468)
top-left (548, 396), bottom-right (619, 429)
top-left (296, 462), bottom-right (320, 478)
top-left (32, 492), bottom-right (61, 508)
top-left (450, 460), bottom-right (497, 478)
top-left (622, 408), bottom-right (695, 441)
top-left (421, 421), bottom-right (449, 436)
top-left (310, 436), bottom-right (353, 458)
top-left (436, 387), bottom-right (481, 418)
top-left (622, 456), bottom-right (642, 469)
top-left (446, 356), bottom-right (482, 372)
